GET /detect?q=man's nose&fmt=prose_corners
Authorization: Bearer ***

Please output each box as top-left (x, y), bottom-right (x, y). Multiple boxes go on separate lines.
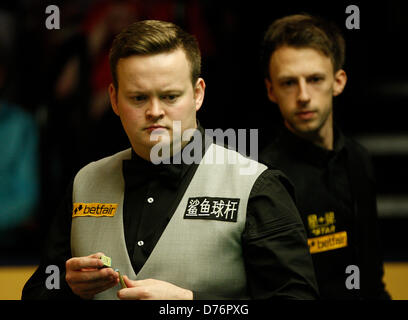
top-left (145, 98), bottom-right (164, 119)
top-left (297, 79), bottom-right (311, 106)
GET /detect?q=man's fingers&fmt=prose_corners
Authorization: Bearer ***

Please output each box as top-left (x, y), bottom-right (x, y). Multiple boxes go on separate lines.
top-left (122, 275), bottom-right (136, 287)
top-left (117, 288), bottom-right (133, 300)
top-left (117, 287), bottom-right (147, 300)
top-left (65, 253), bottom-right (121, 299)
top-left (117, 276), bottom-right (146, 300)
top-left (122, 276), bottom-right (151, 287)
top-left (67, 268), bottom-right (119, 299)
top-left (117, 278), bottom-right (193, 300)
top-left (76, 276), bottom-right (119, 295)
top-left (88, 252), bottom-right (106, 259)
top-left (66, 255), bottom-right (104, 271)
top-left (67, 266), bottom-right (117, 284)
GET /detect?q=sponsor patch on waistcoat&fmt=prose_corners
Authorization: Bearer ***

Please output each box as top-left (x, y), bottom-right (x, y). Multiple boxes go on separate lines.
top-left (306, 211), bottom-right (348, 254)
top-left (183, 197), bottom-right (240, 222)
top-left (308, 231), bottom-right (348, 254)
top-left (72, 203), bottom-right (118, 217)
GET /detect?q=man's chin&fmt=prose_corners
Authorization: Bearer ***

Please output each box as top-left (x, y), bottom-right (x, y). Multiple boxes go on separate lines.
top-left (287, 121), bottom-right (320, 136)
top-left (296, 126), bottom-right (319, 134)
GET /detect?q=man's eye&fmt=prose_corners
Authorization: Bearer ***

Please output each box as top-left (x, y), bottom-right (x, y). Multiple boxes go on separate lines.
top-left (282, 80), bottom-right (295, 87)
top-left (309, 77), bottom-right (323, 83)
top-left (161, 94), bottom-right (178, 102)
top-left (132, 95), bottom-right (147, 102)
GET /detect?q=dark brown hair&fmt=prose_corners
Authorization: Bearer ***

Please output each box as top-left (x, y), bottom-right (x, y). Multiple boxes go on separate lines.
top-left (109, 20), bottom-right (201, 88)
top-left (261, 14), bottom-right (346, 78)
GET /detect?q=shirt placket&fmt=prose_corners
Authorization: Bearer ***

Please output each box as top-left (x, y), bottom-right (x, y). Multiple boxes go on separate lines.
top-left (132, 182), bottom-right (157, 269)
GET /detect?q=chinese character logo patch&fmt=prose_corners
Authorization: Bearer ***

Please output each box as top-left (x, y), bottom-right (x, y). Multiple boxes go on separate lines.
top-left (184, 197), bottom-right (240, 222)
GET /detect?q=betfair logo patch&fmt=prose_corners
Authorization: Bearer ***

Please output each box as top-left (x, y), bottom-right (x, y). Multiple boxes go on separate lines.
top-left (308, 231), bottom-right (348, 254)
top-left (72, 203), bottom-right (118, 217)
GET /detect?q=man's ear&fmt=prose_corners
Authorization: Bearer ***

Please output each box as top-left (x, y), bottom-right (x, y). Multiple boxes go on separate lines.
top-left (333, 69), bottom-right (347, 97)
top-left (109, 83), bottom-right (120, 116)
top-left (194, 78), bottom-right (206, 112)
top-left (265, 78), bottom-right (277, 103)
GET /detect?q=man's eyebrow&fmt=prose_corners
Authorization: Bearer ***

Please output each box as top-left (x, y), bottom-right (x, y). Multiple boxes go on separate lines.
top-left (124, 89), bottom-right (184, 95)
top-left (159, 89), bottom-right (183, 94)
top-left (307, 72), bottom-right (326, 78)
top-left (277, 75), bottom-right (297, 82)
top-left (124, 90), bottom-right (147, 95)
top-left (277, 72), bottom-right (326, 81)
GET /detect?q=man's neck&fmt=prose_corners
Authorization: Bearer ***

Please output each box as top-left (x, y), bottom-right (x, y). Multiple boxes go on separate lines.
top-left (314, 127), bottom-right (333, 150)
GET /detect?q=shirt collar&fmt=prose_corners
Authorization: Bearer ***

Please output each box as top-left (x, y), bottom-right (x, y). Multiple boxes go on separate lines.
top-left (277, 124), bottom-right (346, 166)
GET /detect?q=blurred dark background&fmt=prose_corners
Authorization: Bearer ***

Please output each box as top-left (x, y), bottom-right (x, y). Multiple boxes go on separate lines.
top-left (0, 0), bottom-right (407, 264)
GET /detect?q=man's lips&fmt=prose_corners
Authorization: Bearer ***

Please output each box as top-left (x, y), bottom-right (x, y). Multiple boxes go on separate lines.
top-left (145, 125), bottom-right (168, 133)
top-left (296, 111), bottom-right (316, 120)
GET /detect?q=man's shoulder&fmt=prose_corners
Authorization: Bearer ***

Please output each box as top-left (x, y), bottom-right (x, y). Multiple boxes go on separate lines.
top-left (259, 140), bottom-right (290, 169)
top-left (344, 134), bottom-right (367, 151)
top-left (207, 141), bottom-right (266, 167)
top-left (76, 148), bottom-right (132, 177)
top-left (255, 167), bottom-right (296, 199)
top-left (205, 142), bottom-right (268, 178)
top-left (343, 135), bottom-right (372, 162)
